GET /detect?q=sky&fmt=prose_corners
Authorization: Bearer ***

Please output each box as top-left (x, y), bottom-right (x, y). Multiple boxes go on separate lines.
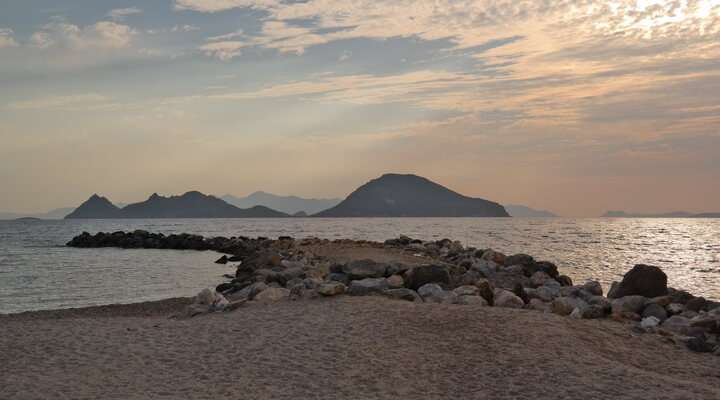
top-left (0, 0), bottom-right (719, 216)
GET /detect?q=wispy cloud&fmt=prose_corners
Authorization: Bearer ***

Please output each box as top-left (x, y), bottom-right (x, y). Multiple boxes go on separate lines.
top-left (0, 28), bottom-right (19, 48)
top-left (175, 0), bottom-right (278, 13)
top-left (199, 40), bottom-right (245, 60)
top-left (30, 19), bottom-right (136, 50)
top-left (107, 7), bottom-right (142, 21)
top-left (7, 94), bottom-right (114, 111)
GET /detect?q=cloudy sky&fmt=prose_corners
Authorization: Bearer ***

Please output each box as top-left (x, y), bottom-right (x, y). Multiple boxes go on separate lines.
top-left (1, 0), bottom-right (719, 216)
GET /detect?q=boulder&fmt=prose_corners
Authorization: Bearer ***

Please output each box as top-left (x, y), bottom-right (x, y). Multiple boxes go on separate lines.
top-left (505, 254), bottom-right (534, 267)
top-left (552, 297), bottom-right (587, 316)
top-left (530, 286), bottom-right (559, 302)
top-left (342, 259), bottom-right (388, 280)
top-left (458, 270), bottom-right (483, 286)
top-left (609, 265), bottom-right (668, 299)
top-left (480, 249), bottom-right (506, 265)
top-left (193, 288), bottom-right (229, 312)
top-left (326, 272), bottom-right (350, 285)
top-left (557, 275), bottom-right (573, 287)
top-left (666, 303), bottom-right (685, 315)
top-left (581, 305), bottom-right (607, 319)
top-left (534, 261), bottom-right (560, 279)
top-left (528, 298), bottom-right (550, 312)
top-left (611, 296), bottom-right (647, 315)
top-left (215, 255), bottom-right (229, 264)
top-left (582, 281), bottom-right (603, 296)
top-left (660, 315), bottom-right (692, 335)
top-left (530, 271), bottom-right (552, 288)
top-left (317, 282), bottom-right (346, 297)
top-left (690, 315), bottom-right (720, 334)
top-left (471, 259), bottom-right (500, 278)
top-left (453, 285), bottom-right (480, 297)
top-left (418, 283), bottom-right (452, 303)
top-left (404, 265), bottom-right (450, 290)
top-left (475, 279), bottom-right (495, 306)
top-left (386, 275), bottom-right (405, 289)
top-left (347, 278), bottom-right (389, 296)
top-left (685, 297), bottom-right (708, 312)
top-left (254, 287), bottom-right (289, 303)
top-left (640, 316), bottom-right (660, 330)
top-left (384, 288), bottom-right (422, 302)
top-left (493, 289), bottom-right (524, 309)
top-left (642, 303), bottom-right (668, 322)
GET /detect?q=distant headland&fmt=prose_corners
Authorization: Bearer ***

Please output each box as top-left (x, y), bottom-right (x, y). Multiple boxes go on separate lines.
top-left (64, 173), bottom-right (510, 219)
top-left (602, 211), bottom-right (720, 218)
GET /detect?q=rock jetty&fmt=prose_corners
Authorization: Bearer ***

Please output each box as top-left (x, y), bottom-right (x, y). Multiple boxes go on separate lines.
top-left (67, 231), bottom-right (720, 355)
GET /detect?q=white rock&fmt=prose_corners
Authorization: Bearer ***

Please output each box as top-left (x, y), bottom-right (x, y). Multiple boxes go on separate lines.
top-left (641, 316), bottom-right (660, 330)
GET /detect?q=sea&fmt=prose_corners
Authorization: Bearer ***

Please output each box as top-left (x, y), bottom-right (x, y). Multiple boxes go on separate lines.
top-left (1, 218), bottom-right (719, 313)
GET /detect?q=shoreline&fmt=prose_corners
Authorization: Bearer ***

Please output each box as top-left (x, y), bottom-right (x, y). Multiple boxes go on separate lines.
top-left (3, 232), bottom-right (720, 399)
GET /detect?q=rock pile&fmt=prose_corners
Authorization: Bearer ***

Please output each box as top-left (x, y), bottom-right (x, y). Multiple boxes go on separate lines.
top-left (67, 231), bottom-right (720, 354)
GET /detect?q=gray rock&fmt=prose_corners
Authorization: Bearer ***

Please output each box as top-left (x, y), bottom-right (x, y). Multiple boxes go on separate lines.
top-left (611, 296), bottom-right (647, 315)
top-left (471, 260), bottom-right (499, 278)
top-left (317, 282), bottom-right (346, 296)
top-left (347, 278), bottom-right (389, 296)
top-left (493, 289), bottom-right (524, 309)
top-left (660, 315), bottom-right (692, 335)
top-left (458, 270), bottom-right (483, 286)
top-left (528, 298), bottom-right (550, 312)
top-left (453, 285), bottom-right (480, 297)
top-left (384, 288), bottom-right (422, 302)
top-left (326, 272), bottom-right (350, 285)
top-left (530, 286), bottom-right (559, 302)
top-left (386, 275), bottom-right (405, 289)
top-left (530, 271), bottom-right (552, 288)
top-left (607, 281), bottom-right (620, 298)
top-left (404, 265), bottom-right (450, 290)
top-left (480, 249), bottom-right (506, 265)
top-left (552, 297), bottom-right (588, 316)
top-left (666, 303), bottom-right (685, 315)
top-left (587, 296), bottom-right (612, 312)
top-left (641, 316), bottom-right (660, 330)
top-left (418, 283), bottom-right (449, 303)
top-left (581, 305), bottom-right (607, 319)
top-left (342, 259), bottom-right (388, 280)
top-left (642, 303), bottom-right (668, 322)
top-left (582, 281), bottom-right (603, 296)
top-left (254, 287), bottom-right (289, 303)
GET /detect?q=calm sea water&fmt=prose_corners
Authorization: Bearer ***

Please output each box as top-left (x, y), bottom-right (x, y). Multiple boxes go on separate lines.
top-left (1, 218), bottom-right (719, 313)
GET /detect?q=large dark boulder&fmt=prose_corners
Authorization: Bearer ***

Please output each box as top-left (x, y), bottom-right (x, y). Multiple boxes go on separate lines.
top-left (404, 265), bottom-right (450, 290)
top-left (609, 265), bottom-right (668, 299)
top-left (342, 259), bottom-right (389, 280)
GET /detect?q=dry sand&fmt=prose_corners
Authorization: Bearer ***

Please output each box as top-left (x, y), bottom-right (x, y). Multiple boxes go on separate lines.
top-left (2, 296), bottom-right (719, 400)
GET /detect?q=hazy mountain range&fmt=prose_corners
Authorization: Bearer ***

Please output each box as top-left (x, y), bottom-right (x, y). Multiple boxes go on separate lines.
top-left (0, 174), bottom-right (590, 219)
top-left (221, 192), bottom-right (341, 216)
top-left (602, 211), bottom-right (720, 218)
top-left (65, 192), bottom-right (287, 219)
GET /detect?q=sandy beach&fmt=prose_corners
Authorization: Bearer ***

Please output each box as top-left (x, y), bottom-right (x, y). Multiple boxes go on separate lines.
top-left (2, 296), bottom-right (719, 400)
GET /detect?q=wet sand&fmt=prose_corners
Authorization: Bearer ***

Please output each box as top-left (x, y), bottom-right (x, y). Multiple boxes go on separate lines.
top-left (2, 296), bottom-right (719, 400)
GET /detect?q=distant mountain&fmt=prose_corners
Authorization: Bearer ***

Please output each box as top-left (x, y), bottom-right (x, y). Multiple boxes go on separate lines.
top-left (602, 211), bottom-right (720, 218)
top-left (221, 191), bottom-right (341, 215)
top-left (65, 195), bottom-right (122, 219)
top-left (314, 173), bottom-right (509, 217)
top-left (0, 207), bottom-right (76, 220)
top-left (505, 204), bottom-right (558, 218)
top-left (65, 192), bottom-right (288, 219)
